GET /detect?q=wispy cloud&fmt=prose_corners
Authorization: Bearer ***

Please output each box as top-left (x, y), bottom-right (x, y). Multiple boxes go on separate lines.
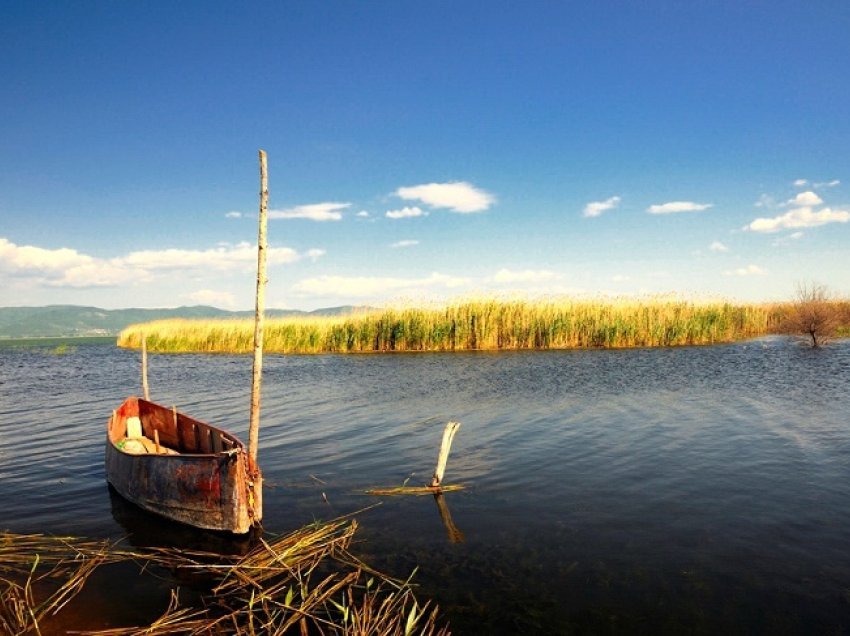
top-left (268, 202), bottom-right (350, 221)
top-left (386, 206), bottom-right (427, 219)
top-left (793, 179), bottom-right (839, 190)
top-left (187, 289), bottom-right (236, 308)
top-left (391, 240), bottom-right (419, 248)
top-left (724, 264), bottom-right (767, 277)
top-left (647, 201), bottom-right (713, 214)
top-left (121, 243), bottom-right (298, 270)
top-left (583, 196), bottom-right (621, 218)
top-left (225, 211), bottom-right (243, 219)
top-left (306, 248), bottom-right (326, 262)
top-left (292, 272), bottom-right (470, 298)
top-left (814, 179), bottom-right (841, 189)
top-left (492, 268), bottom-right (560, 283)
top-left (772, 231), bottom-right (804, 247)
top-left (395, 181), bottom-right (495, 213)
top-left (709, 241), bottom-right (729, 253)
top-left (754, 194), bottom-right (775, 208)
top-left (356, 210), bottom-right (370, 218)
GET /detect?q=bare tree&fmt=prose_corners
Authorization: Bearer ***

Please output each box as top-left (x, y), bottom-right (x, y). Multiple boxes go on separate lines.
top-left (782, 282), bottom-right (840, 347)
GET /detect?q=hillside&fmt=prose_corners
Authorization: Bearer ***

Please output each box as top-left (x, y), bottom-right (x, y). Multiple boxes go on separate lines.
top-left (0, 305), bottom-right (367, 339)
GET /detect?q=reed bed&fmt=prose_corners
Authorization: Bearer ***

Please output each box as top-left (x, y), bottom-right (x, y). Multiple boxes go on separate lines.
top-left (0, 520), bottom-right (448, 635)
top-left (118, 297), bottom-right (787, 354)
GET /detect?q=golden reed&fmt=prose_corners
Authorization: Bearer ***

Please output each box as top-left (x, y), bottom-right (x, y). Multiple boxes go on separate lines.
top-left (117, 297), bottom-right (795, 354)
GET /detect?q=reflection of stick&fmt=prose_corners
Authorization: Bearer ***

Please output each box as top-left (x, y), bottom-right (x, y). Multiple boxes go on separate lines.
top-left (141, 335), bottom-right (150, 400)
top-left (431, 422), bottom-right (461, 487)
top-left (434, 492), bottom-right (465, 543)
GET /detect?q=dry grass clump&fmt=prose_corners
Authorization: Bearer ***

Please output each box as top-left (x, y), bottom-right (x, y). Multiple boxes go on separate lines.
top-left (0, 520), bottom-right (448, 635)
top-left (0, 533), bottom-right (119, 635)
top-left (118, 297), bottom-right (783, 354)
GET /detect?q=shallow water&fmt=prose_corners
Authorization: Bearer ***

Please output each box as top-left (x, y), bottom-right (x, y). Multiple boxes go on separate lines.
top-left (1, 338), bottom-right (849, 633)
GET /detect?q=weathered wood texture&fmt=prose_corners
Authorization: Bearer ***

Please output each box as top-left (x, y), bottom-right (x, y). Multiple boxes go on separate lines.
top-left (106, 396), bottom-right (262, 533)
top-left (431, 421), bottom-right (461, 487)
top-left (141, 335), bottom-right (150, 400)
top-left (249, 149), bottom-right (268, 465)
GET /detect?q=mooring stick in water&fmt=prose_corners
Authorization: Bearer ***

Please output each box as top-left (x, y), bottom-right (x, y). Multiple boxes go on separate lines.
top-left (141, 335), bottom-right (150, 401)
top-left (248, 149), bottom-right (269, 464)
top-left (431, 421), bottom-right (461, 487)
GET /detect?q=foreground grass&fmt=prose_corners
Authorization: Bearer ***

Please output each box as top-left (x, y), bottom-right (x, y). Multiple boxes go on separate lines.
top-left (118, 298), bottom-right (789, 354)
top-left (0, 519), bottom-right (448, 635)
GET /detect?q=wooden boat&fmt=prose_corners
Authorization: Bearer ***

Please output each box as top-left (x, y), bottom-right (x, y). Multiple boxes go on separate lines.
top-left (106, 150), bottom-right (270, 534)
top-left (105, 396), bottom-right (262, 534)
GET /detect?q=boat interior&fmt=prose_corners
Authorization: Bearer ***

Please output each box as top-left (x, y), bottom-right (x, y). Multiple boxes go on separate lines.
top-left (109, 396), bottom-right (243, 456)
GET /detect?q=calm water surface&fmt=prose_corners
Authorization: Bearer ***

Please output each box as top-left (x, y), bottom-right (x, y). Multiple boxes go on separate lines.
top-left (1, 338), bottom-right (849, 634)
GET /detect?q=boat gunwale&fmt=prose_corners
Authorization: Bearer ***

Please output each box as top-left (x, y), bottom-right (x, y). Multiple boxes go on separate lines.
top-left (108, 396), bottom-right (249, 459)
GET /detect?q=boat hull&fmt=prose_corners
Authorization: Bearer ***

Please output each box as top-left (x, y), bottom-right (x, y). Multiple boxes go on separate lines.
top-left (105, 397), bottom-right (262, 534)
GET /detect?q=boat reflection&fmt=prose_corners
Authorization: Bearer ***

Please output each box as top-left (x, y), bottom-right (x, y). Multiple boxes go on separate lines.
top-left (108, 484), bottom-right (258, 556)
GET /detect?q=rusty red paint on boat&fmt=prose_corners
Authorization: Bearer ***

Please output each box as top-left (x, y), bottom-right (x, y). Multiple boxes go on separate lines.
top-left (105, 396), bottom-right (262, 534)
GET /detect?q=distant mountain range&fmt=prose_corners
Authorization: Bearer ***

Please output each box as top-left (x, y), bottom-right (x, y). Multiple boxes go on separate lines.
top-left (0, 305), bottom-right (369, 339)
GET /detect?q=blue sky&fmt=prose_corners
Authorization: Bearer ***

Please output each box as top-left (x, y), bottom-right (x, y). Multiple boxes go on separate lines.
top-left (1, 2), bottom-right (848, 310)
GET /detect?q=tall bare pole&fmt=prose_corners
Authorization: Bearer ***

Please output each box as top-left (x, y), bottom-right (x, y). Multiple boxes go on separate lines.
top-left (248, 150), bottom-right (268, 463)
top-left (141, 335), bottom-right (150, 400)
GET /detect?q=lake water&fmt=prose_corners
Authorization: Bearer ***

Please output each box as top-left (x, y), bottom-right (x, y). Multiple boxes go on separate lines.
top-left (1, 338), bottom-right (849, 633)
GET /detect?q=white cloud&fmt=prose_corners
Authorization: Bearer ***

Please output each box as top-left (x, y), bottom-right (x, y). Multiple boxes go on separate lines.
top-left (611, 274), bottom-right (631, 282)
top-left (386, 206), bottom-right (427, 219)
top-left (391, 240), bottom-right (419, 248)
top-left (746, 206), bottom-right (850, 232)
top-left (268, 202), bottom-right (350, 221)
top-left (225, 211), bottom-right (243, 219)
top-left (306, 248), bottom-right (326, 262)
top-left (814, 179), bottom-right (840, 188)
top-left (647, 201), bottom-right (713, 214)
top-left (0, 237), bottom-right (307, 290)
top-left (187, 289), bottom-right (236, 308)
top-left (754, 194), bottom-right (775, 208)
top-left (0, 237), bottom-right (133, 287)
top-left (708, 241), bottom-right (729, 253)
top-left (396, 181), bottom-right (495, 213)
top-left (492, 268), bottom-right (559, 283)
top-left (121, 243), bottom-right (299, 270)
top-left (583, 196), bottom-right (621, 218)
top-left (356, 210), bottom-right (370, 218)
top-left (772, 231), bottom-right (805, 247)
top-left (793, 179), bottom-right (809, 187)
top-left (0, 238), bottom-right (93, 273)
top-left (788, 191), bottom-right (823, 207)
top-left (723, 264), bottom-right (767, 277)
top-left (293, 272), bottom-right (470, 298)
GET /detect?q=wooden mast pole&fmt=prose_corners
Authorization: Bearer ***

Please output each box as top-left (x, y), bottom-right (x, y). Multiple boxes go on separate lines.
top-left (248, 150), bottom-right (268, 464)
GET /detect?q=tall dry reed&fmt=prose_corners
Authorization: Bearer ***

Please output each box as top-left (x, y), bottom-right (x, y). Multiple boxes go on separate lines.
top-left (118, 298), bottom-right (787, 354)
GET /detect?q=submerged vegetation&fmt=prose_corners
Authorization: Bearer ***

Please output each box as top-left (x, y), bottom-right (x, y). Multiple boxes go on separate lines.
top-left (116, 296), bottom-right (830, 354)
top-left (0, 519), bottom-right (448, 635)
